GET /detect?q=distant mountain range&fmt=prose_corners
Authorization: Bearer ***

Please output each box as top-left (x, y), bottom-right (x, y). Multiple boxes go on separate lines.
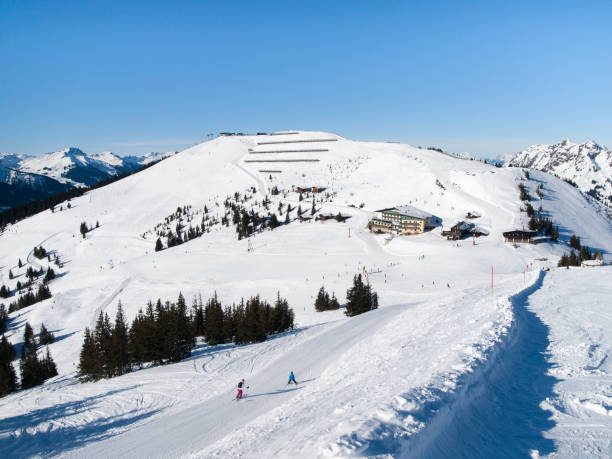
top-left (506, 140), bottom-right (612, 206)
top-left (0, 148), bottom-right (176, 209)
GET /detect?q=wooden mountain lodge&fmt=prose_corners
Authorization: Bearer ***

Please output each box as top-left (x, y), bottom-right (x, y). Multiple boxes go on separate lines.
top-left (503, 230), bottom-right (536, 244)
top-left (442, 221), bottom-right (474, 240)
top-left (296, 186), bottom-right (326, 194)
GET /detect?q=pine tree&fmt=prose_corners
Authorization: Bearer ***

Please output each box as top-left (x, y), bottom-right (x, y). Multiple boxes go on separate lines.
top-left (329, 293), bottom-right (340, 310)
top-left (314, 286), bottom-right (330, 312)
top-left (22, 322), bottom-right (36, 358)
top-left (94, 312), bottom-right (113, 378)
top-left (43, 267), bottom-right (56, 284)
top-left (78, 327), bottom-right (101, 381)
top-left (155, 238), bottom-right (163, 252)
top-left (41, 348), bottom-right (58, 380)
top-left (569, 235), bottom-right (581, 250)
top-left (111, 302), bottom-right (130, 376)
top-left (0, 335), bottom-right (17, 396)
top-left (0, 305), bottom-right (7, 334)
top-left (204, 293), bottom-right (225, 345)
top-left (345, 274), bottom-right (378, 317)
top-left (269, 213), bottom-right (280, 229)
top-left (8, 270), bottom-right (13, 280)
top-left (311, 200), bottom-right (316, 215)
top-left (80, 221), bottom-right (89, 238)
top-left (20, 349), bottom-right (42, 389)
top-left (18, 259), bottom-right (22, 268)
top-left (39, 323), bottom-right (55, 345)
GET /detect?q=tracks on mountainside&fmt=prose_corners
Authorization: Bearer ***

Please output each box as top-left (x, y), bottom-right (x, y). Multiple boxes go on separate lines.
top-left (90, 277), bottom-right (132, 328)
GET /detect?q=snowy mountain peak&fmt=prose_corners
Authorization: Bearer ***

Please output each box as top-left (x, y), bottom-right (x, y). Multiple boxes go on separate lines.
top-left (507, 140), bottom-right (612, 205)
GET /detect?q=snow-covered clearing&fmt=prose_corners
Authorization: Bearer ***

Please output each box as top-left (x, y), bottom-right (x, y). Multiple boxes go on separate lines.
top-left (0, 131), bottom-right (611, 457)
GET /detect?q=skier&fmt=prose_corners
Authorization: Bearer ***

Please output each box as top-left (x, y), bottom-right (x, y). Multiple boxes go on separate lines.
top-left (288, 371), bottom-right (298, 385)
top-left (236, 378), bottom-right (247, 399)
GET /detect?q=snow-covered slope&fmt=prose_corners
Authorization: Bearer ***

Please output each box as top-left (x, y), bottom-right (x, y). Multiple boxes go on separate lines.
top-left (0, 131), bottom-right (611, 457)
top-left (507, 140), bottom-right (612, 206)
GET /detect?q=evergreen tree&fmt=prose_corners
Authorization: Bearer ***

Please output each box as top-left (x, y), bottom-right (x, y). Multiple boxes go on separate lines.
top-left (269, 213), bottom-right (280, 229)
top-left (18, 259), bottom-right (22, 268)
top-left (171, 292), bottom-right (194, 362)
top-left (41, 348), bottom-right (58, 380)
top-left (155, 238), bottom-right (163, 252)
top-left (21, 322), bottom-right (36, 358)
top-left (314, 286), bottom-right (330, 312)
top-left (78, 327), bottom-right (102, 381)
top-left (345, 274), bottom-right (378, 317)
top-left (111, 302), bottom-right (130, 376)
top-left (204, 293), bottom-right (225, 345)
top-left (329, 293), bottom-right (340, 310)
top-left (191, 295), bottom-right (205, 337)
top-left (80, 221), bottom-right (89, 238)
top-left (0, 335), bottom-right (17, 396)
top-left (8, 270), bottom-right (13, 280)
top-left (311, 200), bottom-right (316, 215)
top-left (39, 323), bottom-right (55, 345)
top-left (20, 349), bottom-right (42, 389)
top-left (569, 234), bottom-right (581, 250)
top-left (0, 305), bottom-right (7, 334)
top-left (94, 312), bottom-right (113, 378)
top-left (43, 267), bottom-right (56, 284)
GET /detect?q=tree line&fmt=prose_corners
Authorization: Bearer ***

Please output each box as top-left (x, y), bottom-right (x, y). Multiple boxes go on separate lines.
top-left (0, 321), bottom-right (57, 398)
top-left (558, 234), bottom-right (601, 267)
top-left (78, 292), bottom-right (294, 382)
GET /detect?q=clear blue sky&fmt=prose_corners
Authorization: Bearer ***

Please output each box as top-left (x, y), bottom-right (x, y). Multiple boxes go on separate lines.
top-left (1, 0), bottom-right (611, 157)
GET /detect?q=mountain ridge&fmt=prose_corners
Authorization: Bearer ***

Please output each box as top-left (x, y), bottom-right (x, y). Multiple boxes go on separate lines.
top-left (506, 139), bottom-right (611, 206)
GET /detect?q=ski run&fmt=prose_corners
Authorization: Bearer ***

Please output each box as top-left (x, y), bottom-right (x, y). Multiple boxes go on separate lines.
top-left (0, 131), bottom-right (611, 457)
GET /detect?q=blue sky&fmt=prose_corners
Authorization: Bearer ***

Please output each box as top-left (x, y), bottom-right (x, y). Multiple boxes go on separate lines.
top-left (1, 0), bottom-right (611, 157)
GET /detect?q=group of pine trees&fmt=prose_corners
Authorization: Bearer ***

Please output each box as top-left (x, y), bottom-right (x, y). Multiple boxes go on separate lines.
top-left (518, 183), bottom-right (531, 202)
top-left (314, 286), bottom-right (340, 311)
top-left (314, 275), bottom-right (379, 317)
top-left (7, 283), bottom-right (52, 313)
top-left (345, 274), bottom-right (379, 316)
top-left (522, 183), bottom-right (559, 241)
top-left (33, 246), bottom-right (47, 259)
top-left (78, 292), bottom-right (294, 382)
top-left (558, 234), bottom-right (601, 267)
top-left (0, 321), bottom-right (57, 397)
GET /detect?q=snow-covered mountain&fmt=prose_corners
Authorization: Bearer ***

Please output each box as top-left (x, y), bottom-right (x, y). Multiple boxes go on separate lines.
top-left (0, 149), bottom-right (176, 208)
top-left (507, 140), bottom-right (612, 205)
top-left (0, 131), bottom-right (611, 457)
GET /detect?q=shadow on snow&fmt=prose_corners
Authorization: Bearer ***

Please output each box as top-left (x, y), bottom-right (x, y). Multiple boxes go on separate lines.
top-left (0, 385), bottom-right (161, 458)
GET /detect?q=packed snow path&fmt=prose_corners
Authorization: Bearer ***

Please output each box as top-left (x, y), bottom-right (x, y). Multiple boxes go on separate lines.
top-left (63, 302), bottom-right (412, 458)
top-left (405, 270), bottom-right (557, 457)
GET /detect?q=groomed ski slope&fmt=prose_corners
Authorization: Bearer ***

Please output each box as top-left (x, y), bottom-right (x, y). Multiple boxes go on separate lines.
top-left (0, 131), bottom-right (611, 457)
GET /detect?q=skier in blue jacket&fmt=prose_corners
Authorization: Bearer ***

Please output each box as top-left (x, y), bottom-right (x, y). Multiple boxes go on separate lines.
top-left (288, 371), bottom-right (298, 385)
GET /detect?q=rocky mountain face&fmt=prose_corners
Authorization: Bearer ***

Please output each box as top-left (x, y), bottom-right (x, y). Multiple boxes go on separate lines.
top-left (0, 148), bottom-right (175, 209)
top-left (507, 140), bottom-right (612, 205)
